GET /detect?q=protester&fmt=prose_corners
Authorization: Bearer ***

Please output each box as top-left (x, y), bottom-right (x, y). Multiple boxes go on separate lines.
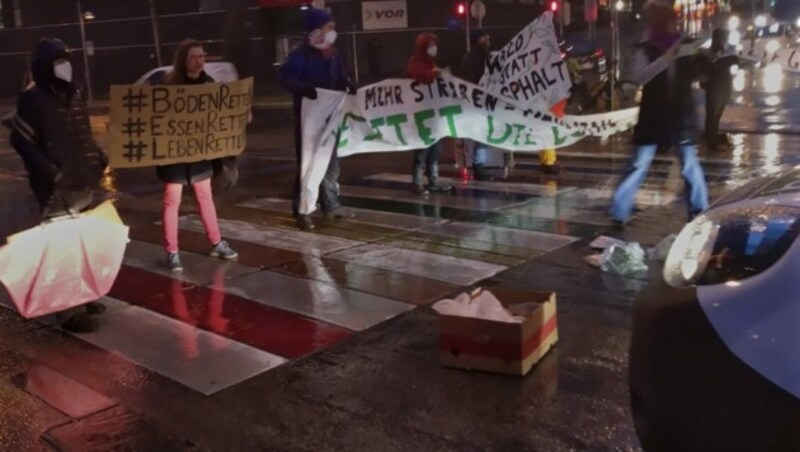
top-left (609, 1), bottom-right (709, 228)
top-left (459, 29), bottom-right (493, 181)
top-left (158, 39), bottom-right (238, 272)
top-left (406, 33), bottom-right (452, 195)
top-left (6, 38), bottom-right (108, 332)
top-left (703, 27), bottom-right (737, 151)
top-left (279, 8), bottom-right (355, 230)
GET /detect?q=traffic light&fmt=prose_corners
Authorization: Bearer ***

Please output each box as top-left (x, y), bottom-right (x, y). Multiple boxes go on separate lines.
top-left (550, 0), bottom-right (558, 13)
top-left (457, 2), bottom-right (466, 15)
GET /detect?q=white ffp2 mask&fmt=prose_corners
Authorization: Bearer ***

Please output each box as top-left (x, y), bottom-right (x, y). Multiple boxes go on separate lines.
top-left (427, 46), bottom-right (438, 58)
top-left (324, 30), bottom-right (338, 46)
top-left (54, 61), bottom-right (73, 83)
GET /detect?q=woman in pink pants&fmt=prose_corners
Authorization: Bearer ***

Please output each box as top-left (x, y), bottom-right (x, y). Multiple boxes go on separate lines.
top-left (157, 39), bottom-right (237, 272)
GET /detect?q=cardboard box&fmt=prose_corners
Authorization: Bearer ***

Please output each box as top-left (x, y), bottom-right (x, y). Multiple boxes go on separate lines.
top-left (438, 288), bottom-right (558, 376)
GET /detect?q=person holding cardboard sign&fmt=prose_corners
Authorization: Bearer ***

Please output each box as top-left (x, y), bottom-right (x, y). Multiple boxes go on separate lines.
top-left (157, 39), bottom-right (238, 272)
top-left (279, 8), bottom-right (356, 231)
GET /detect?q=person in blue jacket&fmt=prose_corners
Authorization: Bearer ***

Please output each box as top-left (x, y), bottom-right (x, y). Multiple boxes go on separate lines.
top-left (279, 8), bottom-right (355, 231)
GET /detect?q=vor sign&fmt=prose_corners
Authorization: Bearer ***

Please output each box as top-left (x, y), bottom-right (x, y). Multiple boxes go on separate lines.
top-left (108, 78), bottom-right (254, 168)
top-left (362, 0), bottom-right (408, 30)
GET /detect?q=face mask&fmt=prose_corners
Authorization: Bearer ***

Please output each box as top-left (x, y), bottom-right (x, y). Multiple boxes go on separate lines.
top-left (54, 61), bottom-right (72, 83)
top-left (427, 46), bottom-right (438, 58)
top-left (324, 30), bottom-right (338, 46)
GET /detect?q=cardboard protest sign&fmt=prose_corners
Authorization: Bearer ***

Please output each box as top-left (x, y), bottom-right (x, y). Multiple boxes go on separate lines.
top-left (479, 11), bottom-right (571, 109)
top-left (109, 78), bottom-right (254, 168)
top-left (297, 73), bottom-right (638, 214)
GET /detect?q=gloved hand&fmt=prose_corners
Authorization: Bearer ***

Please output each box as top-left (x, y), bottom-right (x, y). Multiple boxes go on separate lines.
top-left (346, 84), bottom-right (358, 95)
top-left (302, 87), bottom-right (318, 100)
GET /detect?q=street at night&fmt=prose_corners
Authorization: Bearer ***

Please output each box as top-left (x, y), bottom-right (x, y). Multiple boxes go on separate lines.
top-left (1, 0), bottom-right (799, 450)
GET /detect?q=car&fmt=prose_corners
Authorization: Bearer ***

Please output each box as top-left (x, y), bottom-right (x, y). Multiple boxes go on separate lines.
top-left (134, 61), bottom-right (239, 85)
top-left (629, 167), bottom-right (800, 450)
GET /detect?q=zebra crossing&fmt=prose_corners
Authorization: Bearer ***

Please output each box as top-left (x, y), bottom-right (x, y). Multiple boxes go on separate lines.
top-left (3, 153), bottom-right (687, 395)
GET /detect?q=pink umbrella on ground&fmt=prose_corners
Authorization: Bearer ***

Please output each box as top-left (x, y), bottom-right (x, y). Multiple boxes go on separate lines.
top-left (0, 201), bottom-right (129, 318)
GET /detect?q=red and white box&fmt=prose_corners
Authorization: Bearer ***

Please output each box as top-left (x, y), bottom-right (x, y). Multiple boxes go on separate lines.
top-left (438, 288), bottom-right (558, 376)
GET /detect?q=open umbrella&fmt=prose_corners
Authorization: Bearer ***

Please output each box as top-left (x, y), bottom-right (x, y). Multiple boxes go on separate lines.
top-left (0, 201), bottom-right (129, 318)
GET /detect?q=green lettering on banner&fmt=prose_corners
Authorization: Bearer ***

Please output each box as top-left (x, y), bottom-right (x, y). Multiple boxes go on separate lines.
top-left (512, 124), bottom-right (526, 145)
top-left (486, 115), bottom-right (512, 144)
top-left (552, 126), bottom-right (568, 146)
top-left (338, 113), bottom-right (366, 148)
top-left (438, 106), bottom-right (463, 137)
top-left (364, 117), bottom-right (385, 141)
top-left (386, 114), bottom-right (409, 145)
top-left (414, 109), bottom-right (436, 145)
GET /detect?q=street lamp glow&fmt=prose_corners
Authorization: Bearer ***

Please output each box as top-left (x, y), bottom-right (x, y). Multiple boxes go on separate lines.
top-left (615, 0), bottom-right (624, 11)
top-left (754, 15), bottom-right (767, 28)
top-left (728, 30), bottom-right (741, 46)
top-left (796, 17), bottom-right (800, 28)
top-left (727, 15), bottom-right (740, 30)
top-left (763, 62), bottom-right (783, 93)
top-left (765, 39), bottom-right (780, 54)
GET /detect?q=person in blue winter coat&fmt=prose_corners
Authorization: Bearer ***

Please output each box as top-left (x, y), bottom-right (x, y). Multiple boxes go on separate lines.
top-left (278, 8), bottom-right (355, 231)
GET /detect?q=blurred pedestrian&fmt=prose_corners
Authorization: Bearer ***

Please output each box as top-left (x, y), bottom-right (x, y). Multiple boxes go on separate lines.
top-left (279, 8), bottom-right (355, 230)
top-left (703, 27), bottom-right (737, 151)
top-left (406, 33), bottom-right (452, 195)
top-left (158, 39), bottom-right (238, 272)
top-left (609, 1), bottom-right (709, 227)
top-left (6, 38), bottom-right (108, 331)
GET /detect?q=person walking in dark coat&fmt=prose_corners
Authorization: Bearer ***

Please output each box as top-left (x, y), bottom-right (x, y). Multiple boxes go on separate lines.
top-left (703, 28), bottom-right (737, 150)
top-left (459, 29), bottom-right (493, 181)
top-left (609, 1), bottom-right (709, 227)
top-left (406, 33), bottom-right (452, 195)
top-left (6, 38), bottom-right (109, 332)
top-left (278, 8), bottom-right (355, 231)
top-left (158, 39), bottom-right (238, 272)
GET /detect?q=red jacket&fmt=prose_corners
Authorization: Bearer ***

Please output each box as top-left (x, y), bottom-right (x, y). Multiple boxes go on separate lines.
top-left (405, 33), bottom-right (439, 84)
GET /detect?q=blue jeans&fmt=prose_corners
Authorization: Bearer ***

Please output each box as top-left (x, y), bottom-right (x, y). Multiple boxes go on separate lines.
top-left (472, 142), bottom-right (487, 165)
top-left (610, 144), bottom-right (709, 221)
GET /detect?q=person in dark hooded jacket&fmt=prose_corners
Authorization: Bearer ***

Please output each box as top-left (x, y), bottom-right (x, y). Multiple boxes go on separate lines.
top-left (8, 38), bottom-right (106, 218)
top-left (406, 33), bottom-right (451, 195)
top-left (5, 38), bottom-right (108, 332)
top-left (278, 8), bottom-right (355, 231)
top-left (458, 29), bottom-right (494, 180)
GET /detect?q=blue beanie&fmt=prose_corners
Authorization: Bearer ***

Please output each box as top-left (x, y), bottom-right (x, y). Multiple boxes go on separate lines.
top-left (304, 8), bottom-right (334, 33)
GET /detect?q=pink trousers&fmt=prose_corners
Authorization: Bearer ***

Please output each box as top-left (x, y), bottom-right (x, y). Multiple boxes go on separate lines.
top-left (163, 179), bottom-right (221, 253)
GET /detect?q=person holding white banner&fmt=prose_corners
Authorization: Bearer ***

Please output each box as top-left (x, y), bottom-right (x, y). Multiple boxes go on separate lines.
top-left (405, 33), bottom-right (452, 195)
top-left (610, 1), bottom-right (709, 228)
top-left (279, 8), bottom-right (356, 231)
top-left (459, 29), bottom-right (494, 181)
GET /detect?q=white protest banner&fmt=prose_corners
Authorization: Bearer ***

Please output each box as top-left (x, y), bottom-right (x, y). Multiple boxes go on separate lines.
top-left (737, 40), bottom-right (800, 72)
top-left (479, 11), bottom-right (571, 110)
top-left (298, 73), bottom-right (638, 214)
top-left (109, 78), bottom-right (254, 168)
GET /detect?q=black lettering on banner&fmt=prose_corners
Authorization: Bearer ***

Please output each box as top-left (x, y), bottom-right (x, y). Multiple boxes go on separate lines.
top-left (122, 87), bottom-right (148, 114)
top-left (435, 77), bottom-right (450, 98)
top-left (410, 82), bottom-right (424, 102)
top-left (788, 50), bottom-right (800, 70)
top-left (152, 88), bottom-right (170, 113)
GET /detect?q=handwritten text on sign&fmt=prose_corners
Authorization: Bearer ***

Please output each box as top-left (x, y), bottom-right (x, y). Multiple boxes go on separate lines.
top-left (109, 78), bottom-right (254, 168)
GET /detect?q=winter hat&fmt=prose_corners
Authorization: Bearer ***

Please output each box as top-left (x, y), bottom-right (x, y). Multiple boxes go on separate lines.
top-left (470, 29), bottom-right (489, 46)
top-left (304, 8), bottom-right (333, 34)
top-left (31, 38), bottom-right (72, 91)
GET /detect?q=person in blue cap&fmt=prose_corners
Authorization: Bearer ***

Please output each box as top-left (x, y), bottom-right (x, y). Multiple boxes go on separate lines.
top-left (279, 8), bottom-right (356, 231)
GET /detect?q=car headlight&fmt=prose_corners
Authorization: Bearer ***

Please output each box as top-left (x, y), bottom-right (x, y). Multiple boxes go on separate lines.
top-left (664, 204), bottom-right (800, 288)
top-left (664, 215), bottom-right (718, 287)
top-left (729, 30), bottom-right (741, 46)
top-left (729, 64), bottom-right (739, 75)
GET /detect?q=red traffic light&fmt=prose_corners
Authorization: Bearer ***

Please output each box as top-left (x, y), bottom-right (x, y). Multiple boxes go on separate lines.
top-left (457, 2), bottom-right (466, 15)
top-left (550, 0), bottom-right (558, 12)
